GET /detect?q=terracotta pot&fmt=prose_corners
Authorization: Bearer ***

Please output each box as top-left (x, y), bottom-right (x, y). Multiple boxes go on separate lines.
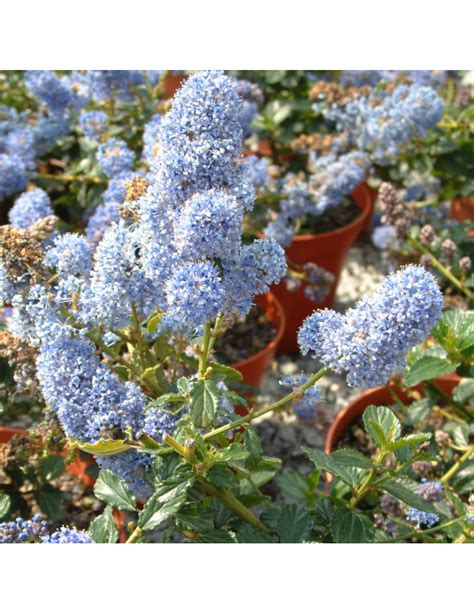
top-left (272, 182), bottom-right (373, 354)
top-left (231, 293), bottom-right (285, 390)
top-left (0, 427), bottom-right (127, 542)
top-left (450, 197), bottom-right (474, 237)
top-left (242, 139), bottom-right (273, 158)
top-left (361, 183), bottom-right (378, 233)
top-left (164, 73), bottom-right (186, 99)
top-left (325, 374), bottom-right (460, 456)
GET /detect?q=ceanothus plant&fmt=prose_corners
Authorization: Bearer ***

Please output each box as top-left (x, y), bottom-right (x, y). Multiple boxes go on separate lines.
top-left (0, 71), bottom-right (451, 543)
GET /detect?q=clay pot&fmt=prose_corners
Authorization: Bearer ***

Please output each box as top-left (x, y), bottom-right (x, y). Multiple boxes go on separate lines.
top-left (242, 139), bottom-right (273, 158)
top-left (325, 375), bottom-right (460, 455)
top-left (231, 293), bottom-right (285, 390)
top-left (0, 427), bottom-right (127, 541)
top-left (272, 182), bottom-right (373, 354)
top-left (164, 73), bottom-right (186, 99)
top-left (450, 197), bottom-right (474, 237)
top-left (361, 183), bottom-right (378, 233)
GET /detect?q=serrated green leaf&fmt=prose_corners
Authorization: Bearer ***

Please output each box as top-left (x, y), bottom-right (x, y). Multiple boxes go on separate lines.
top-left (89, 506), bottom-right (119, 543)
top-left (382, 478), bottom-right (436, 513)
top-left (363, 405), bottom-right (401, 447)
top-left (0, 493), bottom-right (11, 520)
top-left (235, 524), bottom-right (276, 543)
top-left (73, 438), bottom-right (133, 456)
top-left (331, 448), bottom-right (375, 469)
top-left (451, 460), bottom-right (474, 494)
top-left (405, 356), bottom-right (458, 387)
top-left (189, 380), bottom-right (220, 428)
top-left (244, 429), bottom-right (263, 467)
top-left (453, 378), bottom-right (474, 404)
top-left (388, 432), bottom-right (432, 452)
top-left (175, 510), bottom-right (214, 533)
top-left (94, 470), bottom-right (137, 511)
top-left (177, 377), bottom-right (190, 396)
top-left (207, 362), bottom-right (243, 382)
top-left (146, 310), bottom-right (164, 334)
top-left (313, 498), bottom-right (335, 527)
top-left (138, 476), bottom-right (194, 531)
top-left (36, 486), bottom-right (65, 521)
top-left (197, 529), bottom-right (236, 543)
top-left (302, 447), bottom-right (356, 486)
top-left (277, 470), bottom-right (317, 505)
top-left (218, 443), bottom-right (249, 463)
top-left (330, 509), bottom-right (375, 543)
top-left (40, 456), bottom-right (65, 482)
top-left (277, 504), bottom-right (312, 543)
top-left (405, 398), bottom-right (433, 425)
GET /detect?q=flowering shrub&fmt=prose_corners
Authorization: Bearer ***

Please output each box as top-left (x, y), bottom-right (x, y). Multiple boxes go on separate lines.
top-left (0, 70), bottom-right (471, 544)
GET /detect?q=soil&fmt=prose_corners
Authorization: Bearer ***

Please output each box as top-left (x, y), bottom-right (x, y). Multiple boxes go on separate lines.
top-left (300, 197), bottom-right (361, 235)
top-left (336, 416), bottom-right (378, 457)
top-left (214, 303), bottom-right (277, 364)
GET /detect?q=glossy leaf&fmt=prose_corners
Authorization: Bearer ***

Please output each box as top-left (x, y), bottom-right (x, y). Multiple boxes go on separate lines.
top-left (89, 506), bottom-right (119, 544)
top-left (363, 405), bottom-right (401, 447)
top-left (330, 509), bottom-right (375, 543)
top-left (94, 470), bottom-right (137, 511)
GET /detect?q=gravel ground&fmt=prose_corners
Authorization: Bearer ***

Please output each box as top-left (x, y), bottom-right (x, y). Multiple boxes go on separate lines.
top-left (253, 239), bottom-right (392, 477)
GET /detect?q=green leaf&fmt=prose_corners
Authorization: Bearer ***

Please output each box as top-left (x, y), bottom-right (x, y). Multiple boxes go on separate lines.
top-left (177, 377), bottom-right (190, 396)
top-left (94, 470), bottom-right (137, 511)
top-left (277, 504), bottom-right (312, 543)
top-left (146, 310), bottom-right (164, 334)
top-left (138, 476), bottom-right (194, 531)
top-left (218, 443), bottom-right (249, 463)
top-left (189, 380), bottom-right (221, 428)
top-left (36, 486), bottom-right (65, 521)
top-left (331, 448), bottom-right (375, 469)
top-left (382, 478), bottom-right (436, 513)
top-left (277, 470), bottom-right (317, 505)
top-left (330, 509), bottom-right (375, 543)
top-left (388, 432), bottom-right (432, 452)
top-left (73, 438), bottom-right (133, 456)
top-left (244, 429), bottom-right (263, 467)
top-left (197, 529), bottom-right (236, 543)
top-left (405, 398), bottom-right (433, 425)
top-left (40, 456), bottom-right (65, 482)
top-left (453, 378), bottom-right (474, 404)
top-left (89, 506), bottom-right (119, 543)
top-left (313, 498), bottom-right (335, 528)
top-left (239, 457), bottom-right (282, 493)
top-left (0, 493), bottom-right (11, 520)
top-left (302, 447), bottom-right (356, 486)
top-left (175, 510), bottom-right (214, 533)
top-left (405, 356), bottom-right (458, 387)
top-left (451, 460), bottom-right (474, 495)
top-left (363, 405), bottom-right (401, 447)
top-left (207, 362), bottom-right (243, 382)
top-left (235, 525), bottom-right (275, 543)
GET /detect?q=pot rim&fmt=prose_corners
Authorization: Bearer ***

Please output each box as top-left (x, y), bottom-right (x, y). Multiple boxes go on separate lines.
top-left (325, 373), bottom-right (461, 455)
top-left (287, 182), bottom-right (373, 243)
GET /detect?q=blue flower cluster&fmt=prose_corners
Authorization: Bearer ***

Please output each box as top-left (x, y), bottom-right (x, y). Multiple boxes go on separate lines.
top-left (298, 265), bottom-right (444, 387)
top-left (41, 526), bottom-right (95, 544)
top-left (0, 514), bottom-right (49, 543)
top-left (406, 508), bottom-right (439, 529)
top-left (279, 374), bottom-right (322, 420)
top-left (235, 79), bottom-right (264, 137)
top-left (8, 187), bottom-right (53, 229)
top-left (79, 110), bottom-right (108, 140)
top-left (97, 138), bottom-right (135, 178)
top-left (0, 153), bottom-right (29, 199)
top-left (25, 71), bottom-right (74, 113)
top-left (315, 84), bottom-right (444, 162)
top-left (263, 151), bottom-right (368, 246)
top-left (44, 233), bottom-right (92, 277)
